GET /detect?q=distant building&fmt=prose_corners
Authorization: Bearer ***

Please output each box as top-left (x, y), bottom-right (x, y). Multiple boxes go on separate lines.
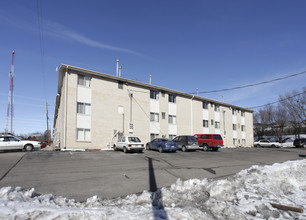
top-left (53, 64), bottom-right (254, 149)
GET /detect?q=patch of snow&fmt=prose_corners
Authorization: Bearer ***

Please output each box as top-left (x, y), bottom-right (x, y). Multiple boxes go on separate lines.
top-left (0, 160), bottom-right (305, 219)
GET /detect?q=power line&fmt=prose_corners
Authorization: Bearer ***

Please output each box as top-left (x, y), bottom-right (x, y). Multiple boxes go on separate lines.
top-left (189, 71), bottom-right (306, 94)
top-left (250, 90), bottom-right (306, 109)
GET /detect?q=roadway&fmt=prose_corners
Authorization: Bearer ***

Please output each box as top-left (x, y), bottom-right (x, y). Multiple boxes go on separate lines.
top-left (0, 147), bottom-right (305, 202)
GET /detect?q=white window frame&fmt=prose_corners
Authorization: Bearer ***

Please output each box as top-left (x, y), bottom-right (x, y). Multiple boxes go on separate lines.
top-left (214, 104), bottom-right (220, 112)
top-left (78, 75), bottom-right (91, 87)
top-left (150, 112), bottom-right (159, 122)
top-left (168, 115), bottom-right (177, 124)
top-left (77, 102), bottom-right (91, 115)
top-left (233, 124), bottom-right (237, 130)
top-left (203, 120), bottom-right (208, 128)
top-left (77, 128), bottom-right (91, 141)
top-left (168, 94), bottom-right (176, 103)
top-left (150, 90), bottom-right (159, 100)
top-left (215, 121), bottom-right (220, 129)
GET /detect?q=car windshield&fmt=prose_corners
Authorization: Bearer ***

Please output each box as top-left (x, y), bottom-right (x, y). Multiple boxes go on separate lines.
top-left (213, 135), bottom-right (222, 140)
top-left (128, 137), bottom-right (141, 143)
top-left (160, 138), bottom-right (169, 142)
top-left (188, 136), bottom-right (197, 142)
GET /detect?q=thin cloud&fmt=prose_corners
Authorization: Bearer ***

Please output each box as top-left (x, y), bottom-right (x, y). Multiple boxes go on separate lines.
top-left (0, 7), bottom-right (143, 57)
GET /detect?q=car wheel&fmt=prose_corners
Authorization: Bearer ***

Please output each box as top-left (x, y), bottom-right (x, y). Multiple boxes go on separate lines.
top-left (203, 144), bottom-right (209, 151)
top-left (213, 148), bottom-right (218, 152)
top-left (123, 147), bottom-right (128, 153)
top-left (159, 146), bottom-right (163, 153)
top-left (139, 150), bottom-right (143, 153)
top-left (182, 145), bottom-right (187, 152)
top-left (257, 144), bottom-right (261, 148)
top-left (24, 144), bottom-right (33, 152)
top-left (271, 145), bottom-right (276, 148)
top-left (146, 144), bottom-right (150, 150)
top-left (113, 145), bottom-right (117, 151)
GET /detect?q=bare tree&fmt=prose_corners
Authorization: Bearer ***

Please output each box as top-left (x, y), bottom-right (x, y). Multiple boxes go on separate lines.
top-left (279, 87), bottom-right (306, 137)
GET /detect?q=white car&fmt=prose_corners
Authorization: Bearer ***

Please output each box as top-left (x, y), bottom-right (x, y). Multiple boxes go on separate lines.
top-left (280, 138), bottom-right (295, 148)
top-left (0, 134), bottom-right (41, 151)
top-left (254, 139), bottom-right (281, 148)
top-left (113, 136), bottom-right (144, 153)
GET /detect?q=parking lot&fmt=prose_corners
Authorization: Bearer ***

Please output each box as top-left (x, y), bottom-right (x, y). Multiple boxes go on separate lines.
top-left (0, 147), bottom-right (305, 202)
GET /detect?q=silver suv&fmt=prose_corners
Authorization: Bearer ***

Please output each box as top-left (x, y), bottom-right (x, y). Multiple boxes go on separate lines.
top-left (0, 134), bottom-right (41, 151)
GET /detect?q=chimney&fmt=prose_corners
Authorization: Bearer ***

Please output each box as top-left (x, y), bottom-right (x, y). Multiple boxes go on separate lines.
top-left (116, 59), bottom-right (119, 77)
top-left (119, 66), bottom-right (122, 77)
top-left (149, 74), bottom-right (152, 85)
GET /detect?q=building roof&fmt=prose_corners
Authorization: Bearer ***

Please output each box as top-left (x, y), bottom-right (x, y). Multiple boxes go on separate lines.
top-left (53, 64), bottom-right (254, 129)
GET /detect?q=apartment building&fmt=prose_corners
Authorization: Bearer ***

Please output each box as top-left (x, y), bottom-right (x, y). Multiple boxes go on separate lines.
top-left (53, 64), bottom-right (254, 149)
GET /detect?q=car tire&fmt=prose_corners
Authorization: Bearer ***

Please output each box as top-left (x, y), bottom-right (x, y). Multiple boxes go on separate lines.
top-left (159, 146), bottom-right (163, 153)
top-left (113, 145), bottom-right (117, 151)
top-left (271, 145), bottom-right (276, 148)
top-left (203, 144), bottom-right (209, 151)
top-left (213, 148), bottom-right (218, 152)
top-left (123, 147), bottom-right (128, 153)
top-left (257, 144), bottom-right (261, 148)
top-left (24, 144), bottom-right (33, 152)
top-left (146, 144), bottom-right (150, 150)
top-left (139, 150), bottom-right (143, 153)
top-left (182, 145), bottom-right (187, 152)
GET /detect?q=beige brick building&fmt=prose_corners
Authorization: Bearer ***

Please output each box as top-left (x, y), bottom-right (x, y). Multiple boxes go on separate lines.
top-left (53, 64), bottom-right (254, 149)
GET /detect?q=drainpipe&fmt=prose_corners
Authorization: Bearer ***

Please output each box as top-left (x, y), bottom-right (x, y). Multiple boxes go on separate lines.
top-left (64, 65), bottom-right (69, 149)
top-left (191, 95), bottom-right (194, 134)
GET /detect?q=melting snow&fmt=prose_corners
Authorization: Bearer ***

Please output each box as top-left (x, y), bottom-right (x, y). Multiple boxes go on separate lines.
top-left (0, 160), bottom-right (305, 219)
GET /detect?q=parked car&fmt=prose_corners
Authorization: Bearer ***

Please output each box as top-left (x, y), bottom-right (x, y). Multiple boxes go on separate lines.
top-left (113, 136), bottom-right (144, 153)
top-left (280, 138), bottom-right (294, 148)
top-left (171, 135), bottom-right (200, 152)
top-left (293, 138), bottom-right (306, 148)
top-left (146, 138), bottom-right (178, 153)
top-left (30, 140), bottom-right (47, 148)
top-left (0, 134), bottom-right (41, 151)
top-left (194, 134), bottom-right (224, 151)
top-left (254, 139), bottom-right (281, 148)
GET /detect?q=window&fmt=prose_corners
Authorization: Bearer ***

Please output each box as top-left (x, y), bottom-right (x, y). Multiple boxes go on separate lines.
top-left (241, 111), bottom-right (245, 117)
top-left (215, 121), bottom-right (220, 129)
top-left (233, 124), bottom-right (237, 130)
top-left (150, 112), bottom-right (159, 122)
top-left (118, 81), bottom-right (123, 89)
top-left (213, 135), bottom-right (222, 140)
top-left (77, 128), bottom-right (91, 141)
top-left (77, 102), bottom-right (91, 115)
top-left (202, 102), bottom-right (208, 109)
top-left (169, 134), bottom-right (176, 140)
top-left (242, 139), bottom-right (246, 146)
top-left (241, 125), bottom-right (245, 132)
top-left (233, 138), bottom-right (237, 145)
top-left (200, 135), bottom-right (211, 139)
top-left (214, 104), bottom-right (220, 112)
top-left (162, 112), bottom-right (166, 120)
top-left (203, 120), bottom-right (208, 127)
top-left (211, 102), bottom-right (214, 108)
top-left (150, 90), bottom-right (159, 100)
top-left (211, 120), bottom-right (214, 126)
top-left (168, 94), bottom-right (176, 103)
top-left (232, 108), bottom-right (237, 115)
top-left (150, 133), bottom-right (159, 141)
top-left (78, 75), bottom-right (91, 87)
top-left (168, 115), bottom-right (177, 124)
top-left (161, 92), bottom-right (165, 97)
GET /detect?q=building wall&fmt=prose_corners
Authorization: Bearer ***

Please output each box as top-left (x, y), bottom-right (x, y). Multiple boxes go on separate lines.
top-left (55, 67), bottom-right (254, 149)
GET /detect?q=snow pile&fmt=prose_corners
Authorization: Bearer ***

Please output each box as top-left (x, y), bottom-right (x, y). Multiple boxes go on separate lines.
top-left (0, 160), bottom-right (305, 220)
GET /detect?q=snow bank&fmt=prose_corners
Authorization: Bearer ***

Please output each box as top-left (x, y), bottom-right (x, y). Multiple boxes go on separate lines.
top-left (0, 160), bottom-right (305, 220)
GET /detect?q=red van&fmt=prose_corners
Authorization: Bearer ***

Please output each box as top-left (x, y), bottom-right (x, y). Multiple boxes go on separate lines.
top-left (194, 134), bottom-right (224, 151)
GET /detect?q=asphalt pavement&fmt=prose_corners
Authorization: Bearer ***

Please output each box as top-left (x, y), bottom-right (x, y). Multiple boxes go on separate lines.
top-left (0, 147), bottom-right (305, 202)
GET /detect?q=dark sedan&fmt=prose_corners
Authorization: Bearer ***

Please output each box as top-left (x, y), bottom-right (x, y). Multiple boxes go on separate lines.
top-left (146, 138), bottom-right (178, 153)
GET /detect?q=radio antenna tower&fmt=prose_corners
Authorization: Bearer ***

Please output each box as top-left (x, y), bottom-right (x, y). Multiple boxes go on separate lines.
top-left (5, 50), bottom-right (15, 134)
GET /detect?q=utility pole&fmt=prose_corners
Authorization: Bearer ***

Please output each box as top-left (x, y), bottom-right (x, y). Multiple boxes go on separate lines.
top-left (46, 102), bottom-right (50, 144)
top-left (6, 50), bottom-right (15, 134)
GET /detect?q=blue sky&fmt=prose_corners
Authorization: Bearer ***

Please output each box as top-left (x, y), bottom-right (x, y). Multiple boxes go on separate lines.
top-left (0, 0), bottom-right (306, 135)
